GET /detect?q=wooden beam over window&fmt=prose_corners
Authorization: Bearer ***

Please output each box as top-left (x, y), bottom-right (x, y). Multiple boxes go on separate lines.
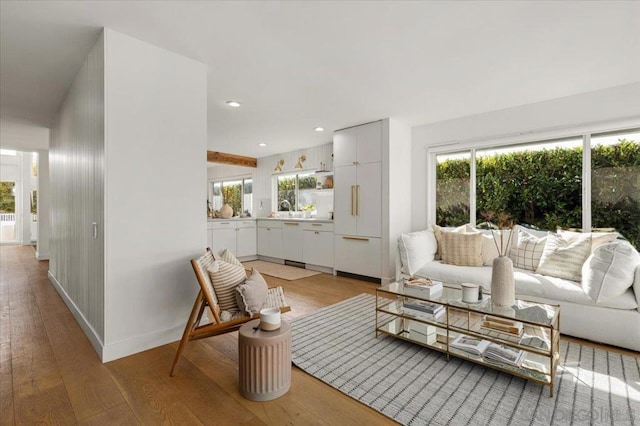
top-left (207, 151), bottom-right (257, 168)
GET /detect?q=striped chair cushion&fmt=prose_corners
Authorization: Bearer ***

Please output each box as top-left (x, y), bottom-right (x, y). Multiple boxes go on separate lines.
top-left (207, 260), bottom-right (246, 312)
top-left (536, 233), bottom-right (592, 282)
top-left (509, 229), bottom-right (548, 271)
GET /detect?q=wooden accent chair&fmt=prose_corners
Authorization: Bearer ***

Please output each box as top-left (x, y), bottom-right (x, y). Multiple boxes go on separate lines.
top-left (170, 248), bottom-right (290, 376)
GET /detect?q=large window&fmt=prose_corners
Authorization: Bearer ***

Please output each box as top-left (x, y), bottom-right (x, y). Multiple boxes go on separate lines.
top-left (434, 128), bottom-right (639, 249)
top-left (591, 130), bottom-right (640, 248)
top-left (211, 177), bottom-right (252, 217)
top-left (276, 172), bottom-right (318, 212)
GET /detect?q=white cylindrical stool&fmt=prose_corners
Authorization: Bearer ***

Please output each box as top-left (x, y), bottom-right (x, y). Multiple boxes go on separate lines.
top-left (238, 319), bottom-right (291, 401)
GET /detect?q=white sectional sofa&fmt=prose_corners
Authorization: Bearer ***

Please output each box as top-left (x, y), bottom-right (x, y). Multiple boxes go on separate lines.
top-left (396, 226), bottom-right (640, 352)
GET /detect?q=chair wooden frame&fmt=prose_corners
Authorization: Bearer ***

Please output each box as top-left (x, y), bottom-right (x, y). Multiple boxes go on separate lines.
top-left (170, 248), bottom-right (290, 376)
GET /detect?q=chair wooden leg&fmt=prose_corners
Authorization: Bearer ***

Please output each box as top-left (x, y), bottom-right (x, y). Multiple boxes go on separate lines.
top-left (170, 291), bottom-right (205, 376)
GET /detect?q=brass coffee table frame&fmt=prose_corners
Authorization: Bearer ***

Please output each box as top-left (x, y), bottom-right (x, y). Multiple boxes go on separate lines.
top-left (375, 281), bottom-right (560, 397)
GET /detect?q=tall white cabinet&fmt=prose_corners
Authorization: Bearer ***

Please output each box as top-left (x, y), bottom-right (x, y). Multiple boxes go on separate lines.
top-left (333, 119), bottom-right (412, 283)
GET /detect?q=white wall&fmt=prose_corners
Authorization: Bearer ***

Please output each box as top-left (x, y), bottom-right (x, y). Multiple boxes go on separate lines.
top-left (102, 29), bottom-right (207, 361)
top-left (36, 150), bottom-right (49, 259)
top-left (0, 116), bottom-right (49, 152)
top-left (49, 32), bottom-right (106, 351)
top-left (411, 82), bottom-right (640, 231)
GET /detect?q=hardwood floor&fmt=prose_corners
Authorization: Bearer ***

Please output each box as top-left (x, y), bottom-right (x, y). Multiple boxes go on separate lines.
top-left (0, 245), bottom-right (393, 425)
top-left (1, 245), bottom-right (638, 425)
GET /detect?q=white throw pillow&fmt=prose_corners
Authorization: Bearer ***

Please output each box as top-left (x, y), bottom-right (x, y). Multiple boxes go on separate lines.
top-left (509, 229), bottom-right (548, 271)
top-left (581, 241), bottom-right (640, 303)
top-left (236, 268), bottom-right (269, 315)
top-left (559, 230), bottom-right (619, 253)
top-left (536, 233), bottom-right (592, 282)
top-left (398, 230), bottom-right (438, 276)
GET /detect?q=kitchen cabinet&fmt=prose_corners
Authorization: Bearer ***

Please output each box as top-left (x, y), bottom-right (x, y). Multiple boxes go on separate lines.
top-left (302, 222), bottom-right (334, 269)
top-left (257, 220), bottom-right (283, 260)
top-left (281, 221), bottom-right (303, 262)
top-left (208, 220), bottom-right (257, 260)
top-left (333, 118), bottom-right (411, 282)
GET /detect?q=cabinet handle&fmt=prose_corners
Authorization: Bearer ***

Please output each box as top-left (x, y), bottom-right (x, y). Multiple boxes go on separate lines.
top-left (356, 185), bottom-right (360, 216)
top-left (342, 236), bottom-right (369, 242)
top-left (315, 231), bottom-right (320, 235)
top-left (266, 228), bottom-right (270, 231)
top-left (221, 222), bottom-right (230, 225)
top-left (351, 185), bottom-right (355, 216)
top-left (284, 222), bottom-right (299, 226)
top-left (312, 223), bottom-right (322, 227)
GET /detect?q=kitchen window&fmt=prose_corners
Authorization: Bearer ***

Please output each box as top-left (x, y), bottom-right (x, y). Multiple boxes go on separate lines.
top-left (276, 172), bottom-right (317, 212)
top-left (211, 177), bottom-right (252, 217)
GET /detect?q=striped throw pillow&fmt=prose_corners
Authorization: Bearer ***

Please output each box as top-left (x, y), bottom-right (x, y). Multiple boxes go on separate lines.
top-left (509, 230), bottom-right (548, 271)
top-left (207, 260), bottom-right (246, 312)
top-left (220, 249), bottom-right (242, 266)
top-left (536, 233), bottom-right (592, 282)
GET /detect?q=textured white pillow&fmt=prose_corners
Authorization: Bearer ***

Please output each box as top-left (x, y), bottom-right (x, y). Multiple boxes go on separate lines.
top-left (236, 268), bottom-right (268, 315)
top-left (536, 233), bottom-right (592, 282)
top-left (559, 230), bottom-right (619, 253)
top-left (581, 241), bottom-right (640, 303)
top-left (433, 224), bottom-right (468, 260)
top-left (398, 230), bottom-right (438, 276)
top-left (440, 231), bottom-right (483, 267)
top-left (509, 229), bottom-right (548, 271)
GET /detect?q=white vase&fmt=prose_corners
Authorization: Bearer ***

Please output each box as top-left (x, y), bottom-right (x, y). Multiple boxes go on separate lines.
top-left (220, 203), bottom-right (233, 219)
top-left (491, 256), bottom-right (515, 307)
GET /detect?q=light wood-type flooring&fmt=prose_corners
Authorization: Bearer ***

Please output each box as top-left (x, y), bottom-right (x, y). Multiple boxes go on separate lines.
top-left (1, 245), bottom-right (638, 425)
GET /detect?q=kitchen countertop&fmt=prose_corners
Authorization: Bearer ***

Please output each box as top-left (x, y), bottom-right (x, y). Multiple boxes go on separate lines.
top-left (208, 217), bottom-right (333, 223)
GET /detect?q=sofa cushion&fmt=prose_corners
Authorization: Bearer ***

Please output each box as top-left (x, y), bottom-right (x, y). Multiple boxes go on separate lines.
top-left (440, 231), bottom-right (483, 267)
top-left (559, 230), bottom-right (619, 252)
top-left (581, 241), bottom-right (640, 303)
top-left (398, 230), bottom-right (438, 276)
top-left (536, 233), bottom-right (591, 282)
top-left (509, 229), bottom-right (548, 271)
top-left (433, 224), bottom-right (468, 260)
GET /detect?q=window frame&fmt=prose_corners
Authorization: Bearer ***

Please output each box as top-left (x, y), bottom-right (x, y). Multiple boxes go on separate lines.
top-left (428, 124), bottom-right (640, 235)
top-left (209, 175), bottom-right (253, 217)
top-left (273, 170), bottom-right (317, 212)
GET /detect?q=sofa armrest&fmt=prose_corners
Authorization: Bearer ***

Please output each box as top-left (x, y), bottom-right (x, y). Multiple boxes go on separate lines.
top-left (634, 265), bottom-right (640, 312)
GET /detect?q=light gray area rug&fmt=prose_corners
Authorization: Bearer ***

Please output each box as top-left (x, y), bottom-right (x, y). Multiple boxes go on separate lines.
top-left (291, 294), bottom-right (640, 426)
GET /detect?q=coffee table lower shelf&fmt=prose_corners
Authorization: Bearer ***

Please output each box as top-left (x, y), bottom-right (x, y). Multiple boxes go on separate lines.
top-left (376, 313), bottom-right (558, 396)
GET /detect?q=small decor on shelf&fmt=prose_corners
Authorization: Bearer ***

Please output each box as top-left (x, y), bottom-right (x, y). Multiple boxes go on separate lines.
top-left (220, 203), bottom-right (233, 219)
top-left (482, 212), bottom-right (515, 307)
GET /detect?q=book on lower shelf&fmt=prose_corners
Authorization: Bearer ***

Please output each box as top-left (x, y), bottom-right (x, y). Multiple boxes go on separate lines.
top-left (481, 316), bottom-right (524, 336)
top-left (450, 335), bottom-right (526, 367)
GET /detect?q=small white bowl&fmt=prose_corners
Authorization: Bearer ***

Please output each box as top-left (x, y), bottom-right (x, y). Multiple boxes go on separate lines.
top-left (460, 282), bottom-right (480, 303)
top-left (259, 307), bottom-right (281, 331)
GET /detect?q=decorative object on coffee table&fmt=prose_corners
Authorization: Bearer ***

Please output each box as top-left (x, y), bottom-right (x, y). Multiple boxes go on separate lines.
top-left (483, 211), bottom-right (515, 307)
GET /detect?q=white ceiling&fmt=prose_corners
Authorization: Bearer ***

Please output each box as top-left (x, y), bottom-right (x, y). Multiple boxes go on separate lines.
top-left (1, 1), bottom-right (639, 157)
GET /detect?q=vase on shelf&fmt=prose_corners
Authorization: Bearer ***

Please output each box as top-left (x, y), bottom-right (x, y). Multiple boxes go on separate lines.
top-left (220, 203), bottom-right (233, 219)
top-left (491, 255), bottom-right (515, 307)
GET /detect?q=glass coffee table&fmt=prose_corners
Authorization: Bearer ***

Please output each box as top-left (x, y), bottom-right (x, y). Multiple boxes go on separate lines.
top-left (375, 280), bottom-right (561, 396)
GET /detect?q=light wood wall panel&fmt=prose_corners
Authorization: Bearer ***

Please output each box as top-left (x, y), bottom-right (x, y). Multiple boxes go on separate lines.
top-left (49, 33), bottom-right (105, 343)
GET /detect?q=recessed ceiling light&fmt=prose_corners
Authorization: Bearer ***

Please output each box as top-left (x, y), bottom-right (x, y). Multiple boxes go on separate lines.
top-left (226, 101), bottom-right (241, 107)
top-left (258, 143), bottom-right (267, 147)
top-left (314, 127), bottom-right (324, 132)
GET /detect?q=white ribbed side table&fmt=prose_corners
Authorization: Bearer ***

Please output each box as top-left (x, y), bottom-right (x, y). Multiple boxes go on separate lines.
top-left (238, 319), bottom-right (291, 401)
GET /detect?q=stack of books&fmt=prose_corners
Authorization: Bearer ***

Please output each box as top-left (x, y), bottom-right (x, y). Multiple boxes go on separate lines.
top-left (404, 299), bottom-right (445, 320)
top-left (481, 316), bottom-right (523, 336)
top-left (404, 278), bottom-right (443, 299)
top-left (450, 335), bottom-right (526, 368)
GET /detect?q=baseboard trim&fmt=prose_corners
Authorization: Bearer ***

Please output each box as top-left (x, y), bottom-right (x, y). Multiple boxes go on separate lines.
top-left (36, 250), bottom-right (49, 260)
top-left (101, 324), bottom-right (184, 363)
top-left (48, 271), bottom-right (105, 360)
